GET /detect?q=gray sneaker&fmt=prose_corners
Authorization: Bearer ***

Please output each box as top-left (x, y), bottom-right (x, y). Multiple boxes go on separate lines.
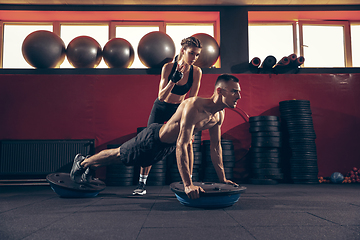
top-left (70, 154), bottom-right (86, 183)
top-left (81, 167), bottom-right (97, 184)
top-left (133, 182), bottom-right (146, 195)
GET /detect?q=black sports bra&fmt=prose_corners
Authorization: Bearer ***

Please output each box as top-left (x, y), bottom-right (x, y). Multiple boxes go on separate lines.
top-left (169, 62), bottom-right (194, 96)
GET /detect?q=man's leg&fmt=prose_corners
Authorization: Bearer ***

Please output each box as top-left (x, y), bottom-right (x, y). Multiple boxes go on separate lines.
top-left (70, 148), bottom-right (121, 183)
top-left (133, 165), bottom-right (152, 195)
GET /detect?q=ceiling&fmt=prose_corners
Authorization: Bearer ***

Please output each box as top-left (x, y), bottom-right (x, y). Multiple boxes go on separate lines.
top-left (0, 0), bottom-right (359, 5)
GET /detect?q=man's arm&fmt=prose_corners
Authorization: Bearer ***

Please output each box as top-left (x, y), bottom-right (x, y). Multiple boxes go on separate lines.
top-left (208, 111), bottom-right (238, 186)
top-left (176, 100), bottom-right (205, 199)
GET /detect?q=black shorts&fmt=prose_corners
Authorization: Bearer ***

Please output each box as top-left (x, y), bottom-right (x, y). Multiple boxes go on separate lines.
top-left (119, 123), bottom-right (176, 167)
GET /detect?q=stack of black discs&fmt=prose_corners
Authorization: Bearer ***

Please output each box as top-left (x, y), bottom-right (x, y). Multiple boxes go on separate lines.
top-left (249, 116), bottom-right (283, 184)
top-left (106, 144), bottom-right (134, 186)
top-left (202, 139), bottom-right (235, 182)
top-left (169, 131), bottom-right (202, 183)
top-left (279, 100), bottom-right (318, 184)
top-left (147, 159), bottom-right (167, 186)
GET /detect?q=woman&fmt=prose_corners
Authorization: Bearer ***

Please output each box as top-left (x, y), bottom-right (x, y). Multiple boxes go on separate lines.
top-left (133, 36), bottom-right (202, 195)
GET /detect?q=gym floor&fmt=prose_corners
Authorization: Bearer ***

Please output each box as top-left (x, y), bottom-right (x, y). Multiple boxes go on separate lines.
top-left (1, 183), bottom-right (359, 240)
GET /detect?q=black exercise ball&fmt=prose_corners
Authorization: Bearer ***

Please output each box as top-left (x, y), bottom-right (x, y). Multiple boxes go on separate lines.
top-left (22, 30), bottom-right (66, 68)
top-left (192, 33), bottom-right (220, 68)
top-left (66, 36), bottom-right (102, 68)
top-left (138, 31), bottom-right (175, 68)
top-left (103, 38), bottom-right (134, 68)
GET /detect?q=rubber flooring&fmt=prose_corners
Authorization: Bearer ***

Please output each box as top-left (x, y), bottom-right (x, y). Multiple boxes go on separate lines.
top-left (1, 183), bottom-right (359, 240)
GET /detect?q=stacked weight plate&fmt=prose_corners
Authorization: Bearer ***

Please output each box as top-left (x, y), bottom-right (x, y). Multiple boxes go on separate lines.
top-left (106, 144), bottom-right (134, 186)
top-left (147, 159), bottom-right (167, 186)
top-left (169, 131), bottom-right (202, 183)
top-left (202, 139), bottom-right (235, 182)
top-left (249, 116), bottom-right (283, 184)
top-left (279, 100), bottom-right (318, 184)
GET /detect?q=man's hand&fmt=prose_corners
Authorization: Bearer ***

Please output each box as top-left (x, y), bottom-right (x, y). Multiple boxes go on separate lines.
top-left (222, 179), bottom-right (239, 187)
top-left (184, 185), bottom-right (205, 199)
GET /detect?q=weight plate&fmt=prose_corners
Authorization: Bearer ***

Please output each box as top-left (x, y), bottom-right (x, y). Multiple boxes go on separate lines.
top-left (252, 162), bottom-right (279, 168)
top-left (252, 157), bottom-right (280, 163)
top-left (291, 174), bottom-right (318, 179)
top-left (148, 172), bottom-right (167, 178)
top-left (106, 173), bottom-right (133, 178)
top-left (251, 141), bottom-right (281, 148)
top-left (148, 168), bottom-right (167, 173)
top-left (224, 162), bottom-right (235, 168)
top-left (279, 99), bottom-right (310, 104)
top-left (252, 168), bottom-right (282, 175)
top-left (250, 121), bottom-right (280, 127)
top-left (252, 152), bottom-right (280, 158)
top-left (292, 180), bottom-right (319, 184)
top-left (106, 168), bottom-right (134, 174)
top-left (250, 147), bottom-right (280, 153)
top-left (221, 144), bottom-right (234, 150)
top-left (249, 116), bottom-right (279, 122)
top-left (252, 136), bottom-right (281, 142)
top-left (249, 126), bottom-right (280, 132)
top-left (251, 131), bottom-right (281, 137)
top-left (253, 173), bottom-right (283, 180)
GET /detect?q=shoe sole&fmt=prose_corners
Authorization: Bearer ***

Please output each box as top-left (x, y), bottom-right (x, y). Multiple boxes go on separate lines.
top-left (133, 190), bottom-right (147, 195)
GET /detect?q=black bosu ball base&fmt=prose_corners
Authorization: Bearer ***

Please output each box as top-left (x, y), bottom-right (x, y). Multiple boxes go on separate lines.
top-left (46, 173), bottom-right (106, 198)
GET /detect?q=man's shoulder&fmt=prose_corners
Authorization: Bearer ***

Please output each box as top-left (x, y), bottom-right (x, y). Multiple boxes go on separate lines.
top-left (183, 96), bottom-right (207, 106)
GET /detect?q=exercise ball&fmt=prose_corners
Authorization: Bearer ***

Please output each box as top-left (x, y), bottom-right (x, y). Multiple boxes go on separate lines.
top-left (331, 172), bottom-right (344, 183)
top-left (138, 31), bottom-right (175, 68)
top-left (103, 38), bottom-right (134, 68)
top-left (22, 30), bottom-right (66, 68)
top-left (66, 36), bottom-right (102, 68)
top-left (191, 33), bottom-right (220, 68)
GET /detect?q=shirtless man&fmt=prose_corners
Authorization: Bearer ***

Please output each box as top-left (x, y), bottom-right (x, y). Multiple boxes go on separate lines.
top-left (70, 74), bottom-right (241, 199)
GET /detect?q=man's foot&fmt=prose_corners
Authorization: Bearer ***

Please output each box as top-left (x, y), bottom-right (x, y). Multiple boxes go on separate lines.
top-left (81, 167), bottom-right (97, 184)
top-left (133, 182), bottom-right (146, 195)
top-left (70, 154), bottom-right (86, 183)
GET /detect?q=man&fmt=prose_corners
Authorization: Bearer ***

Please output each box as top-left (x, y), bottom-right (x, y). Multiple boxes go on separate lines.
top-left (70, 74), bottom-right (241, 199)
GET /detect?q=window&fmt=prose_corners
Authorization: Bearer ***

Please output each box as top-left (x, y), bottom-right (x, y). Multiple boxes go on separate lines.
top-left (1, 21), bottom-right (215, 69)
top-left (299, 22), bottom-right (348, 68)
top-left (3, 24), bottom-right (53, 68)
top-left (351, 23), bottom-right (360, 67)
top-left (166, 24), bottom-right (214, 57)
top-left (60, 24), bottom-right (109, 68)
top-left (115, 25), bottom-right (160, 68)
top-left (248, 23), bottom-right (295, 64)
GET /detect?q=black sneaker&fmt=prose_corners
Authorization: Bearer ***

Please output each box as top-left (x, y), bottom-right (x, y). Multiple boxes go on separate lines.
top-left (133, 182), bottom-right (146, 195)
top-left (70, 154), bottom-right (86, 183)
top-left (81, 167), bottom-right (97, 184)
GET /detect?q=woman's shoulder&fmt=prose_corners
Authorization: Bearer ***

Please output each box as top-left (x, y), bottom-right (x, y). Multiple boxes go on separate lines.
top-left (192, 65), bottom-right (202, 75)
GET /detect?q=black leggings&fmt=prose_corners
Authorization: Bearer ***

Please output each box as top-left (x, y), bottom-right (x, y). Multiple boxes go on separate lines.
top-left (147, 98), bottom-right (180, 126)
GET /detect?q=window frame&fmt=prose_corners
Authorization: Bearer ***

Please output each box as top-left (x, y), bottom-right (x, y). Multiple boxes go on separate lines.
top-left (1, 20), bottom-right (219, 68)
top-left (248, 21), bottom-right (298, 56)
top-left (350, 21), bottom-right (360, 67)
top-left (2, 22), bottom-right (55, 69)
top-left (298, 21), bottom-right (352, 67)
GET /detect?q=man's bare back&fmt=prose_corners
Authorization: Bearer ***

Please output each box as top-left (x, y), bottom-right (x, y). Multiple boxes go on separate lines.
top-left (159, 97), bottom-right (223, 144)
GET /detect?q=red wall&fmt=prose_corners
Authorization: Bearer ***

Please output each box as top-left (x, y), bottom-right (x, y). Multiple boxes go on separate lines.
top-left (1, 73), bottom-right (359, 180)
